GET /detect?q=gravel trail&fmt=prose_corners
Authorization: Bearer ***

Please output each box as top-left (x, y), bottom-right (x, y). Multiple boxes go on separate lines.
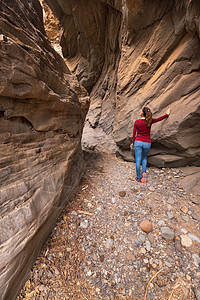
top-left (18, 152), bottom-right (200, 300)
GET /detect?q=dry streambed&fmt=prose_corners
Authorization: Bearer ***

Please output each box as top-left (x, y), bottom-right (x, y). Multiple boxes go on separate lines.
top-left (18, 153), bottom-right (200, 300)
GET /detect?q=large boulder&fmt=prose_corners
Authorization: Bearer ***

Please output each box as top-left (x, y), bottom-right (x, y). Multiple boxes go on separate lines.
top-left (49, 0), bottom-right (200, 166)
top-left (0, 0), bottom-right (89, 299)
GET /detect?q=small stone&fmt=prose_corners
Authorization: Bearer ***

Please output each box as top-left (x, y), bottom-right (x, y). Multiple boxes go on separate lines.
top-left (186, 274), bottom-right (191, 281)
top-left (158, 220), bottom-right (165, 226)
top-left (119, 191), bottom-right (126, 197)
top-left (192, 254), bottom-right (200, 268)
top-left (149, 187), bottom-right (155, 192)
top-left (54, 268), bottom-right (59, 275)
top-left (96, 288), bottom-right (100, 293)
top-left (190, 195), bottom-right (200, 205)
top-left (111, 197), bottom-right (116, 203)
top-left (145, 241), bottom-right (151, 251)
top-left (165, 261), bottom-right (172, 268)
top-left (97, 206), bottom-right (102, 211)
top-left (138, 234), bottom-right (146, 242)
top-left (87, 270), bottom-right (92, 276)
top-left (99, 255), bottom-right (105, 262)
top-left (181, 205), bottom-right (188, 214)
top-left (182, 215), bottom-right (189, 222)
top-left (180, 235), bottom-right (192, 248)
top-left (80, 220), bottom-right (88, 229)
top-left (180, 228), bottom-right (188, 234)
top-left (161, 227), bottom-right (175, 240)
top-left (192, 212), bottom-right (200, 221)
top-left (167, 197), bottom-right (175, 204)
top-left (174, 238), bottom-right (182, 252)
top-left (140, 220), bottom-right (153, 233)
top-left (167, 211), bottom-right (174, 219)
top-left (105, 238), bottom-right (113, 249)
top-left (144, 259), bottom-right (148, 264)
top-left (188, 233), bottom-right (200, 243)
top-left (152, 263), bottom-right (157, 269)
top-left (148, 232), bottom-right (154, 244)
top-left (140, 247), bottom-right (146, 254)
top-left (66, 247), bottom-right (71, 252)
top-left (71, 211), bottom-right (77, 215)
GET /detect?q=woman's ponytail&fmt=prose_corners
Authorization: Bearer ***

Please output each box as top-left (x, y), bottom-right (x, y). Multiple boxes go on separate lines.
top-left (143, 107), bottom-right (152, 127)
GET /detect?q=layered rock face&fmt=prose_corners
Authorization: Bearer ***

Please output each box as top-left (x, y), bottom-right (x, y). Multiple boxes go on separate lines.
top-left (50, 0), bottom-right (200, 167)
top-left (0, 1), bottom-right (89, 299)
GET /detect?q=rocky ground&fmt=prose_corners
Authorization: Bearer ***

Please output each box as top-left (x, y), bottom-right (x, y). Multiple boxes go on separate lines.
top-left (18, 152), bottom-right (200, 300)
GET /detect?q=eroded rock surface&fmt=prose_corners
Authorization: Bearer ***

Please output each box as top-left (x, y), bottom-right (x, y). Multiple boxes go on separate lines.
top-left (0, 0), bottom-right (89, 299)
top-left (48, 0), bottom-right (200, 166)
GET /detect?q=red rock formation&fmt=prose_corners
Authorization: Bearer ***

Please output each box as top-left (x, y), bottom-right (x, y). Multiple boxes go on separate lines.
top-left (0, 0), bottom-right (89, 299)
top-left (48, 0), bottom-right (200, 167)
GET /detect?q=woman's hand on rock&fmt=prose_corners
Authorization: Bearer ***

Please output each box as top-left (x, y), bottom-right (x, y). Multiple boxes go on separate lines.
top-left (166, 108), bottom-right (171, 115)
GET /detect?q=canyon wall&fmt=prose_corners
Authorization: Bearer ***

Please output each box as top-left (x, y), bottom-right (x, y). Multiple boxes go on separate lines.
top-left (48, 0), bottom-right (200, 167)
top-left (0, 0), bottom-right (89, 299)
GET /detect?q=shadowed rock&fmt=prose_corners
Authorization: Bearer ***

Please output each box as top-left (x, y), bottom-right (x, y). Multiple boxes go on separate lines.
top-left (47, 0), bottom-right (200, 166)
top-left (0, 0), bottom-right (89, 299)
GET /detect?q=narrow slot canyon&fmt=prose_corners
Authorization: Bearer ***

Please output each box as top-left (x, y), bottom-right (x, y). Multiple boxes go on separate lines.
top-left (0, 0), bottom-right (200, 299)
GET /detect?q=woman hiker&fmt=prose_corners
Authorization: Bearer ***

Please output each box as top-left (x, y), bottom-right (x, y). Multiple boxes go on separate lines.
top-left (133, 106), bottom-right (171, 183)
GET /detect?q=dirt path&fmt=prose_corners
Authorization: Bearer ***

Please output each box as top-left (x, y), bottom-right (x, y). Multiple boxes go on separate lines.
top-left (18, 152), bottom-right (200, 299)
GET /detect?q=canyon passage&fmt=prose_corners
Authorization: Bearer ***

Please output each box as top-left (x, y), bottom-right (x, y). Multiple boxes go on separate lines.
top-left (0, 0), bottom-right (200, 299)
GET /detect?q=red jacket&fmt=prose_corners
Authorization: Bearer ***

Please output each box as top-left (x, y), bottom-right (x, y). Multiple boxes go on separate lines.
top-left (133, 114), bottom-right (169, 144)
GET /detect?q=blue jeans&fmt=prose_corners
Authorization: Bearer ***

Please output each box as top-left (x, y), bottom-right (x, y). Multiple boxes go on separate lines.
top-left (134, 140), bottom-right (151, 181)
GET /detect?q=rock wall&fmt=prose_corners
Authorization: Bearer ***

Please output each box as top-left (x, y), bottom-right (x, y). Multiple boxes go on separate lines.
top-left (0, 0), bottom-right (89, 299)
top-left (49, 0), bottom-right (200, 166)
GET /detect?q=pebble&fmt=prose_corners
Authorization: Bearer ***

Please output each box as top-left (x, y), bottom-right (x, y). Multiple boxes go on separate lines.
top-left (139, 220), bottom-right (153, 233)
top-left (161, 227), bottom-right (175, 240)
top-left (192, 254), bottom-right (200, 268)
top-left (138, 234), bottom-right (146, 242)
top-left (181, 205), bottom-right (188, 214)
top-left (167, 197), bottom-right (175, 204)
top-left (145, 241), bottom-right (151, 251)
top-left (71, 211), bottom-right (77, 215)
top-left (188, 233), bottom-right (200, 243)
top-left (180, 228), bottom-right (188, 234)
top-left (111, 197), bottom-right (116, 203)
top-left (147, 232), bottom-right (154, 244)
top-left (174, 238), bottom-right (182, 252)
top-left (119, 191), bottom-right (126, 197)
top-left (182, 215), bottom-right (189, 222)
top-left (192, 212), bottom-right (200, 221)
top-left (140, 248), bottom-right (146, 254)
top-left (87, 270), bottom-right (92, 276)
top-left (167, 211), bottom-right (174, 219)
top-left (148, 187), bottom-right (155, 192)
top-left (80, 220), bottom-right (89, 229)
top-left (180, 235), bottom-right (192, 248)
top-left (158, 220), bottom-right (165, 226)
top-left (190, 195), bottom-right (200, 205)
top-left (105, 238), bottom-right (113, 249)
